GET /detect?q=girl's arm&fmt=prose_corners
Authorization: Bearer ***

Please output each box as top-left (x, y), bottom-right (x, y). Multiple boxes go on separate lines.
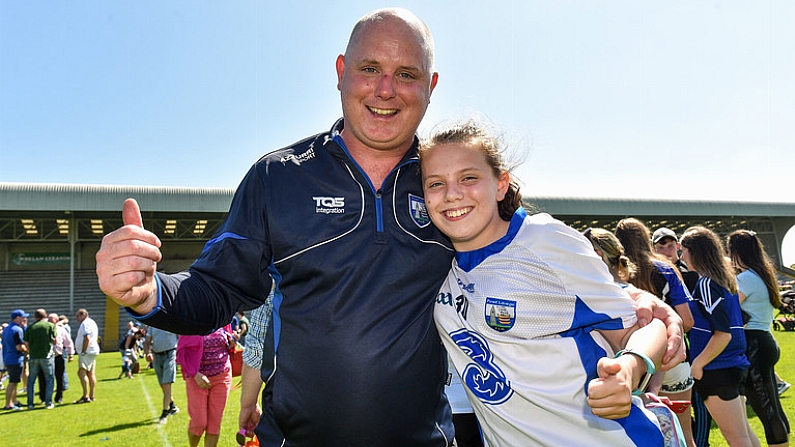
top-left (674, 302), bottom-right (694, 332)
top-left (587, 318), bottom-right (667, 419)
top-left (690, 330), bottom-right (731, 380)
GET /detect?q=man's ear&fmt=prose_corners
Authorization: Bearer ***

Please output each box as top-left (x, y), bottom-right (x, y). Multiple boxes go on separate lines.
top-left (335, 55), bottom-right (346, 91)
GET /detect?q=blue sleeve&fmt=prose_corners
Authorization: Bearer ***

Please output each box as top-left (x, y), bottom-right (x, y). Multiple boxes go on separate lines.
top-left (656, 261), bottom-right (691, 306)
top-left (134, 164), bottom-right (275, 335)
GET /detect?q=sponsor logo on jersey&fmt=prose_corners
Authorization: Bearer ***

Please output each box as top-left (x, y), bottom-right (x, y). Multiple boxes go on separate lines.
top-left (485, 297), bottom-right (515, 332)
top-left (408, 193), bottom-right (430, 228)
top-left (437, 291), bottom-right (469, 319)
top-left (313, 196), bottom-right (345, 214)
top-left (281, 147), bottom-right (316, 165)
top-left (457, 277), bottom-right (475, 293)
top-left (450, 328), bottom-right (513, 405)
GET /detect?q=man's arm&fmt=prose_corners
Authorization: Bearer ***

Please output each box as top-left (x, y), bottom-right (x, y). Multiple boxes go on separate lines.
top-left (625, 285), bottom-right (686, 371)
top-left (238, 300), bottom-right (273, 437)
top-left (239, 364), bottom-right (264, 438)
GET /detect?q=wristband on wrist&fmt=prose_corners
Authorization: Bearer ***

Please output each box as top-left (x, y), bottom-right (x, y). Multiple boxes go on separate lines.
top-left (614, 348), bottom-right (656, 395)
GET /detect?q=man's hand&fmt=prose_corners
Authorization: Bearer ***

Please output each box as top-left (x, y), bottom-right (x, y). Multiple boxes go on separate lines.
top-left (96, 198), bottom-right (162, 314)
top-left (626, 286), bottom-right (686, 371)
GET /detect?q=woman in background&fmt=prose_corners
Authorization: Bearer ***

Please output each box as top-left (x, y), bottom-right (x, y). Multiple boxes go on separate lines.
top-left (680, 226), bottom-right (759, 447)
top-left (727, 230), bottom-right (789, 447)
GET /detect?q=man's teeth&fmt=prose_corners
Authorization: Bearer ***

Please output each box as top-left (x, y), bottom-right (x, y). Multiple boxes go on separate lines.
top-left (369, 107), bottom-right (397, 116)
top-left (446, 208), bottom-right (469, 218)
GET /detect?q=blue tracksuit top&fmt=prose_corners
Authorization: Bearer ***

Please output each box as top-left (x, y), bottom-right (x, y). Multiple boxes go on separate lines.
top-left (137, 119), bottom-right (456, 447)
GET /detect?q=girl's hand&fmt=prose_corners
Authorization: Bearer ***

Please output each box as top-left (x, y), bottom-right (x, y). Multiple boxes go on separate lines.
top-left (194, 373), bottom-right (211, 389)
top-left (587, 357), bottom-right (634, 419)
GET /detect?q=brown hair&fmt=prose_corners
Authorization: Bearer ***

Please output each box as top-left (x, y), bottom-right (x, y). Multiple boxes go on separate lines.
top-left (615, 217), bottom-right (681, 295)
top-left (419, 119), bottom-right (522, 221)
top-left (727, 230), bottom-right (782, 309)
top-left (680, 226), bottom-right (737, 294)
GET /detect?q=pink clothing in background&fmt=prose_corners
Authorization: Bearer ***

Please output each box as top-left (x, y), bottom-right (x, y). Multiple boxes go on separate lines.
top-left (185, 368), bottom-right (232, 436)
top-left (176, 327), bottom-right (232, 379)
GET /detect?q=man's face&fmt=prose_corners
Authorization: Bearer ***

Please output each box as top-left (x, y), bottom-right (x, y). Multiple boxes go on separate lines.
top-left (76, 312), bottom-right (85, 323)
top-left (336, 17), bottom-right (438, 155)
top-left (654, 237), bottom-right (679, 261)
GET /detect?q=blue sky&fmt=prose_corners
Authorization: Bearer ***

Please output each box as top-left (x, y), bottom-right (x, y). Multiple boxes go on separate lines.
top-left (2, 1), bottom-right (794, 260)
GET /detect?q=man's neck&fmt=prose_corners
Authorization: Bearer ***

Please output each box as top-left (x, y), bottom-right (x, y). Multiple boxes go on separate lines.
top-left (341, 135), bottom-right (411, 188)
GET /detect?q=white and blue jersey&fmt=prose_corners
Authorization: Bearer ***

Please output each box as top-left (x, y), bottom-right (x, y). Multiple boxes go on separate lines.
top-left (435, 208), bottom-right (664, 447)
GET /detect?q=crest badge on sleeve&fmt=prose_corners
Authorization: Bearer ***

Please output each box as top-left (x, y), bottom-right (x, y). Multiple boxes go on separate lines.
top-left (485, 297), bottom-right (516, 332)
top-left (408, 193), bottom-right (431, 228)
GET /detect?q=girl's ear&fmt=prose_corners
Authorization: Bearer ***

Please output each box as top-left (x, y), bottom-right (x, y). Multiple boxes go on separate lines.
top-left (496, 171), bottom-right (510, 201)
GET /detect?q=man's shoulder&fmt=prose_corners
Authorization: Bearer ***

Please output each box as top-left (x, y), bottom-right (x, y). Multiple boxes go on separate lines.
top-left (255, 126), bottom-right (338, 168)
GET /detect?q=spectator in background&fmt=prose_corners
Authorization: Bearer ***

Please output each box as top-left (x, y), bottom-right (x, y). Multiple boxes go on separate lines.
top-left (177, 326), bottom-right (235, 447)
top-left (24, 308), bottom-right (56, 410)
top-left (74, 308), bottom-right (100, 404)
top-left (680, 226), bottom-right (759, 447)
top-left (58, 314), bottom-right (72, 392)
top-left (233, 311), bottom-right (249, 347)
top-left (2, 309), bottom-right (28, 411)
top-left (118, 330), bottom-right (143, 378)
top-left (0, 323), bottom-right (6, 391)
top-left (727, 230), bottom-right (790, 447)
top-left (653, 227), bottom-right (699, 294)
top-left (238, 293), bottom-right (274, 444)
top-left (653, 226), bottom-right (712, 447)
top-left (145, 326), bottom-right (180, 424)
top-left (49, 313), bottom-right (73, 404)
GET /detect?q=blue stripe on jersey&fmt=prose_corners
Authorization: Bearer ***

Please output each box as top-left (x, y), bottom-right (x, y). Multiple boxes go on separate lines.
top-left (617, 405), bottom-right (666, 447)
top-left (203, 231), bottom-right (247, 252)
top-left (562, 297), bottom-right (663, 446)
top-left (456, 208), bottom-right (526, 272)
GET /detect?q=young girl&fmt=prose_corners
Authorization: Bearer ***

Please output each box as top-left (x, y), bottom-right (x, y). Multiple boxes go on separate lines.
top-left (727, 230), bottom-right (789, 447)
top-left (419, 119), bottom-right (669, 447)
top-left (679, 226), bottom-right (759, 447)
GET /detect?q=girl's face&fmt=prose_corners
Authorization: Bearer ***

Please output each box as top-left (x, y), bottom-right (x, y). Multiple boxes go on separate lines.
top-left (421, 142), bottom-right (510, 252)
top-left (680, 245), bottom-right (693, 268)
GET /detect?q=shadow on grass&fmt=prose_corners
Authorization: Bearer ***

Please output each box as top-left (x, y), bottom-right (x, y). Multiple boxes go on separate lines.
top-left (79, 419), bottom-right (155, 437)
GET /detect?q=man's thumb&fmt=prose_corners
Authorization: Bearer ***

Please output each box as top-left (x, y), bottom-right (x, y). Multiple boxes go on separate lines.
top-left (122, 198), bottom-right (144, 228)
